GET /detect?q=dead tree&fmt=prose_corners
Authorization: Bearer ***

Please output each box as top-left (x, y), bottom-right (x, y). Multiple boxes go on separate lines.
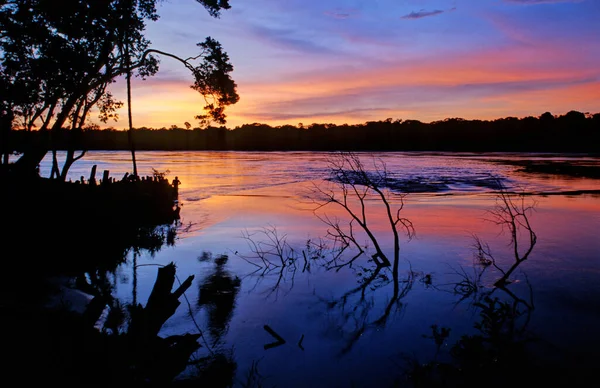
top-left (126, 262), bottom-right (200, 383)
top-left (474, 187), bottom-right (537, 288)
top-left (236, 226), bottom-right (330, 300)
top-left (78, 262), bottom-right (201, 384)
top-left (443, 185), bottom-right (537, 310)
top-left (304, 152), bottom-right (418, 354)
top-left (128, 262), bottom-right (194, 339)
top-left (309, 152), bottom-right (415, 299)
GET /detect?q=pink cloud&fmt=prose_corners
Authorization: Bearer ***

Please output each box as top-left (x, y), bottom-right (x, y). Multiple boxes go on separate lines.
top-left (99, 33), bottom-right (599, 129)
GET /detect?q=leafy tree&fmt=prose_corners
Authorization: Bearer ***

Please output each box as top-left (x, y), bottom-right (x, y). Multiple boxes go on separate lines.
top-left (539, 112), bottom-right (554, 121)
top-left (0, 0), bottom-right (238, 178)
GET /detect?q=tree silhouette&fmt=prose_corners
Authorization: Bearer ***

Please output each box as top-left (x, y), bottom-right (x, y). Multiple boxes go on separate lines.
top-left (1, 0), bottom-right (238, 178)
top-left (4, 110), bottom-right (599, 155)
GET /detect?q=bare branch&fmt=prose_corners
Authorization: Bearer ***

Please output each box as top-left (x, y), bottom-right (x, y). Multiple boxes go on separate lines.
top-left (469, 181), bottom-right (537, 288)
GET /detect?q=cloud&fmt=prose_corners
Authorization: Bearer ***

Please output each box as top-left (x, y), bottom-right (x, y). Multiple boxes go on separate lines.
top-left (324, 11), bottom-right (352, 20)
top-left (247, 76), bottom-right (595, 116)
top-left (225, 36), bottom-right (600, 125)
top-left (240, 107), bottom-right (396, 122)
top-left (401, 9), bottom-right (444, 20)
top-left (247, 24), bottom-right (336, 55)
top-left (232, 76), bottom-right (600, 125)
top-left (504, 0), bottom-right (585, 4)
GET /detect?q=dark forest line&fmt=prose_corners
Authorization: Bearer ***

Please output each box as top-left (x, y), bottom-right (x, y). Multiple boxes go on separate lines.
top-left (9, 110), bottom-right (600, 153)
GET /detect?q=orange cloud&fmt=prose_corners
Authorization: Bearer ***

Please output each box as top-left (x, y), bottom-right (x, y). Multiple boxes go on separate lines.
top-left (100, 38), bottom-right (599, 129)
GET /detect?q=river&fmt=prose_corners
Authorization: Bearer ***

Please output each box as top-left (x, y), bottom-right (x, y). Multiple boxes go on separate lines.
top-left (41, 151), bottom-right (600, 387)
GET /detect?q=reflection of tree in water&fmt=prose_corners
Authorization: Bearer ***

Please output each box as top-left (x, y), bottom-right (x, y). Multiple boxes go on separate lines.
top-left (322, 259), bottom-right (419, 356)
top-left (171, 252), bottom-right (241, 388)
top-left (404, 290), bottom-right (536, 388)
top-left (79, 249), bottom-right (243, 387)
top-left (306, 153), bottom-right (422, 355)
top-left (232, 156), bottom-right (592, 386)
top-left (236, 153), bottom-right (420, 357)
top-left (197, 252), bottom-right (241, 345)
top-left (73, 223), bottom-right (180, 306)
top-left (16, 220), bottom-right (244, 386)
top-left (437, 187), bottom-right (537, 311)
top-left (236, 227), bottom-right (329, 300)
top-left (235, 225), bottom-right (421, 356)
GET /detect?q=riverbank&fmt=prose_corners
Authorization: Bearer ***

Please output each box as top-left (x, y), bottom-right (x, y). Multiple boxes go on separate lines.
top-left (0, 169), bottom-right (190, 385)
top-left (1, 169), bottom-right (179, 274)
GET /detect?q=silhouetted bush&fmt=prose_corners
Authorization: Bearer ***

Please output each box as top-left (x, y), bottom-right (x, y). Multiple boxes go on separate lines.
top-left (9, 111), bottom-right (598, 152)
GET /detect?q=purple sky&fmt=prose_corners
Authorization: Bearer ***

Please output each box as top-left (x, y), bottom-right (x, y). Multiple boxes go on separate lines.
top-left (107, 0), bottom-right (600, 128)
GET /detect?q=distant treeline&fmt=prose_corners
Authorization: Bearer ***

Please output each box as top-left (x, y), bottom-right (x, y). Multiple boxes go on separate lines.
top-left (9, 111), bottom-right (600, 152)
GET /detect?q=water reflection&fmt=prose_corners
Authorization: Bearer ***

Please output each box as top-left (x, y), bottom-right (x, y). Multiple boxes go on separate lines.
top-left (322, 261), bottom-right (418, 356)
top-left (405, 290), bottom-right (536, 388)
top-left (1, 215), bottom-right (208, 385)
top-left (33, 152), bottom-right (599, 386)
top-left (177, 252), bottom-right (241, 387)
top-left (75, 223), bottom-right (180, 307)
top-left (46, 151), bottom-right (600, 201)
top-left (231, 169), bottom-right (571, 386)
top-left (402, 189), bottom-right (595, 387)
top-left (400, 260), bottom-right (598, 388)
top-left (197, 253), bottom-right (241, 346)
top-left (0, 163), bottom-right (193, 385)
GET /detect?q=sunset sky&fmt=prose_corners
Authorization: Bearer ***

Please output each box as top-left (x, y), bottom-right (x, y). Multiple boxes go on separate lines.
top-left (108, 0), bottom-right (600, 129)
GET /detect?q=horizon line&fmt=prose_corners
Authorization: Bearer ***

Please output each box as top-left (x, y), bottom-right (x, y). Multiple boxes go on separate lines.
top-left (85, 109), bottom-right (599, 131)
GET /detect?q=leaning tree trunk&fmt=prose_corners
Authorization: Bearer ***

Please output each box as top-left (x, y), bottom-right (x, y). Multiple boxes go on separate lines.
top-left (12, 95), bottom-right (79, 177)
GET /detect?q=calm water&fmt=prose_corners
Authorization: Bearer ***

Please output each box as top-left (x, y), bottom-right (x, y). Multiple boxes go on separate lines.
top-left (42, 151), bottom-right (600, 387)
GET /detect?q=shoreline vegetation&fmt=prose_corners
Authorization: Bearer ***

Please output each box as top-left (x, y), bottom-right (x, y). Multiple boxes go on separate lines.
top-left (7, 111), bottom-right (600, 153)
top-left (0, 165), bottom-right (181, 284)
top-left (0, 169), bottom-right (187, 385)
top-left (0, 170), bottom-right (180, 273)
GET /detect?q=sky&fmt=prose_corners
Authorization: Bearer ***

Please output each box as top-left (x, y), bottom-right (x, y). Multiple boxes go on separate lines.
top-left (107, 0), bottom-right (600, 129)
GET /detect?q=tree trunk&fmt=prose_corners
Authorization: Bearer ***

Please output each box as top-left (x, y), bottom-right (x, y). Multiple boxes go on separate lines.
top-left (126, 36), bottom-right (138, 177)
top-left (128, 263), bottom-right (194, 341)
top-left (1, 110), bottom-right (13, 165)
top-left (60, 149), bottom-right (75, 181)
top-left (12, 95), bottom-right (79, 176)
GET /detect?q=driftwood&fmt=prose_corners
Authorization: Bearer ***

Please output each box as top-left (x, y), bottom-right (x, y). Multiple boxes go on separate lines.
top-left (263, 324), bottom-right (286, 350)
top-left (129, 262), bottom-right (195, 340)
top-left (81, 262), bottom-right (200, 384)
top-left (298, 334), bottom-right (305, 351)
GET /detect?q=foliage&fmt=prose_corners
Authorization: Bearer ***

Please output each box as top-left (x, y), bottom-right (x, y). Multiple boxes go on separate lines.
top-left (9, 111), bottom-right (598, 153)
top-left (0, 0), bottom-right (238, 176)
